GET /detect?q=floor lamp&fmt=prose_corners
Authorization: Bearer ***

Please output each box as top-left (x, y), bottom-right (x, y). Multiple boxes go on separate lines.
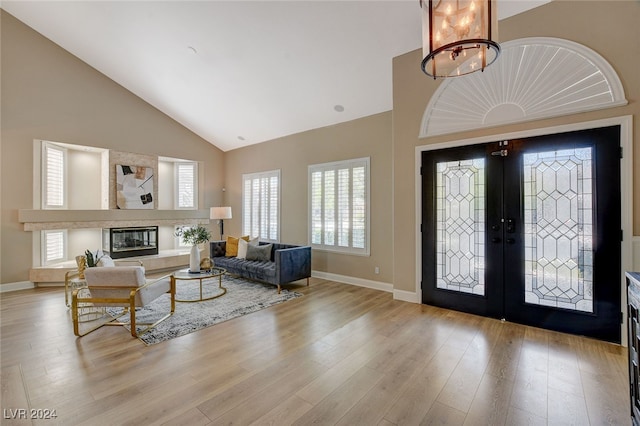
top-left (210, 207), bottom-right (232, 240)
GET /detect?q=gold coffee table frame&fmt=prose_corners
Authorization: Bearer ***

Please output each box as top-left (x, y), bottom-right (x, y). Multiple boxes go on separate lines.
top-left (172, 267), bottom-right (227, 302)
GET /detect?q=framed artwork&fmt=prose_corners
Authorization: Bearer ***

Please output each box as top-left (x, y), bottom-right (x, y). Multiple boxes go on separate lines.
top-left (115, 164), bottom-right (154, 209)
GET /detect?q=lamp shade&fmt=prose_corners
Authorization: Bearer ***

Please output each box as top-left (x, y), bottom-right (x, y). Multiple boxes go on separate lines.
top-left (421, 0), bottom-right (500, 78)
top-left (210, 206), bottom-right (232, 220)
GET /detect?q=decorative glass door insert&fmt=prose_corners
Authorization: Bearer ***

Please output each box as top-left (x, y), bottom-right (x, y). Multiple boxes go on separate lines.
top-left (435, 159), bottom-right (486, 295)
top-left (523, 148), bottom-right (594, 313)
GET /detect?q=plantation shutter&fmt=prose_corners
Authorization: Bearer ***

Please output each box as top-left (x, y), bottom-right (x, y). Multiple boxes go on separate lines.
top-left (44, 144), bottom-right (65, 208)
top-left (242, 170), bottom-right (280, 241)
top-left (352, 165), bottom-right (366, 249)
top-left (311, 171), bottom-right (323, 245)
top-left (42, 230), bottom-right (66, 264)
top-left (176, 162), bottom-right (197, 209)
top-left (308, 158), bottom-right (369, 255)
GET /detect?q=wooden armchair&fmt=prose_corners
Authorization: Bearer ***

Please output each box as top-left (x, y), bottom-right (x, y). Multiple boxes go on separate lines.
top-left (72, 266), bottom-right (175, 337)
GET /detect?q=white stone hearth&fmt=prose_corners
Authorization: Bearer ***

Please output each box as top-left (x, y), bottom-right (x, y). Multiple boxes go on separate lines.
top-left (30, 249), bottom-right (203, 284)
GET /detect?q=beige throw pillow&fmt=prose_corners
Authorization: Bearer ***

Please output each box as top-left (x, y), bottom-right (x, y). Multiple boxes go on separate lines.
top-left (237, 239), bottom-right (249, 259)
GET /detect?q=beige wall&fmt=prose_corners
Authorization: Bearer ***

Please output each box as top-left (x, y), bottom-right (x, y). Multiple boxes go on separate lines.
top-left (3, 1), bottom-right (638, 293)
top-left (224, 112), bottom-right (393, 284)
top-left (0, 10), bottom-right (225, 285)
top-left (392, 1), bottom-right (640, 293)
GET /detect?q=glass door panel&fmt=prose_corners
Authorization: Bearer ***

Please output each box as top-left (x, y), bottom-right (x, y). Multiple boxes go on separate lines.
top-left (523, 148), bottom-right (594, 313)
top-left (435, 159), bottom-right (486, 295)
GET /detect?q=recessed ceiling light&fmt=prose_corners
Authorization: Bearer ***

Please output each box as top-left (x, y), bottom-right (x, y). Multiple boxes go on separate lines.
top-left (238, 136), bottom-right (245, 141)
top-left (334, 104), bottom-right (345, 112)
top-left (187, 46), bottom-right (197, 54)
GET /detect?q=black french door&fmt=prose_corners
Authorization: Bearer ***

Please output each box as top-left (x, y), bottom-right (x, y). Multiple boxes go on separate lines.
top-left (421, 126), bottom-right (621, 342)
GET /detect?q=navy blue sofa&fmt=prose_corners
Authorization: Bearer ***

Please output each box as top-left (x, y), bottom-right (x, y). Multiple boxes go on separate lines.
top-left (209, 240), bottom-right (311, 293)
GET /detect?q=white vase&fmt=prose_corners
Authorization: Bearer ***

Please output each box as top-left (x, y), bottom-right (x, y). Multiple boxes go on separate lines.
top-left (189, 245), bottom-right (200, 272)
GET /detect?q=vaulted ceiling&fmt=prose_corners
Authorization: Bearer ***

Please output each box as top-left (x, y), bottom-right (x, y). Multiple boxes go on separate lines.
top-left (2, 1), bottom-right (549, 151)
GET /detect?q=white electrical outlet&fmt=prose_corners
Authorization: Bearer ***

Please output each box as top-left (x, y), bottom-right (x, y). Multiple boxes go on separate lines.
top-left (374, 266), bottom-right (380, 274)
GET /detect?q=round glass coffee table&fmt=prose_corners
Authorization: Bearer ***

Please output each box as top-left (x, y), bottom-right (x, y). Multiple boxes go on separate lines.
top-left (172, 267), bottom-right (227, 302)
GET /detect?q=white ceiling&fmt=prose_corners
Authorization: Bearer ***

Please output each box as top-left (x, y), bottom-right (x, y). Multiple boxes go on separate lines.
top-left (2, 1), bottom-right (549, 152)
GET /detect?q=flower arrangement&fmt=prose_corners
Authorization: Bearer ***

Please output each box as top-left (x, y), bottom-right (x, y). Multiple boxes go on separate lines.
top-left (175, 225), bottom-right (211, 246)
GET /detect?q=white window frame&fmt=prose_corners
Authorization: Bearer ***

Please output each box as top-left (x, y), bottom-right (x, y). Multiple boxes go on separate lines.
top-left (175, 161), bottom-right (198, 209)
top-left (242, 170), bottom-right (280, 242)
top-left (41, 230), bottom-right (67, 265)
top-left (308, 157), bottom-right (370, 256)
top-left (42, 142), bottom-right (67, 209)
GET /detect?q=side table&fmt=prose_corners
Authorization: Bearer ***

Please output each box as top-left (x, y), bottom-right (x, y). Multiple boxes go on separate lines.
top-left (172, 267), bottom-right (227, 302)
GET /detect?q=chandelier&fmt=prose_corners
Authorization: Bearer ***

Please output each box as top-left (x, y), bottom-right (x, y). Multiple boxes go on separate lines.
top-left (420, 0), bottom-right (500, 78)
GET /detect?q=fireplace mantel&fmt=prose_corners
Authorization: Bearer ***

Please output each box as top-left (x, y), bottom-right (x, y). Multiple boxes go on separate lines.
top-left (19, 209), bottom-right (210, 231)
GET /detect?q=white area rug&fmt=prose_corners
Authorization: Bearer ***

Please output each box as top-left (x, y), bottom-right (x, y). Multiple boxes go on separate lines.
top-left (107, 275), bottom-right (302, 345)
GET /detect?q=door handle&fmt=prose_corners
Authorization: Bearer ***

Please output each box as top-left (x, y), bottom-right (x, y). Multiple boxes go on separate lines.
top-left (506, 238), bottom-right (515, 244)
top-left (506, 218), bottom-right (515, 233)
top-left (491, 237), bottom-right (501, 243)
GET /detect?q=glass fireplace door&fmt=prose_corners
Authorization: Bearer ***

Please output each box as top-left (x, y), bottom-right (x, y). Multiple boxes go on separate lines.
top-left (103, 226), bottom-right (158, 259)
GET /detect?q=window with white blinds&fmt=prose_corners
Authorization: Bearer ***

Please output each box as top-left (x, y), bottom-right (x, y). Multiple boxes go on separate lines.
top-left (175, 162), bottom-right (197, 209)
top-left (309, 157), bottom-right (369, 255)
top-left (42, 143), bottom-right (66, 208)
top-left (41, 230), bottom-right (66, 265)
top-left (242, 170), bottom-right (280, 241)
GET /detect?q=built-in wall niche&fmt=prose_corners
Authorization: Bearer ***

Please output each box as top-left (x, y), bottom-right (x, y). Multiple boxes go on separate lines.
top-left (34, 140), bottom-right (200, 211)
top-left (31, 140), bottom-right (206, 265)
top-left (157, 156), bottom-right (202, 210)
top-left (33, 141), bottom-right (109, 210)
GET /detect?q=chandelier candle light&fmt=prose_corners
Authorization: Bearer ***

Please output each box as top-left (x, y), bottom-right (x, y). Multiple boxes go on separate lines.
top-left (420, 0), bottom-right (500, 78)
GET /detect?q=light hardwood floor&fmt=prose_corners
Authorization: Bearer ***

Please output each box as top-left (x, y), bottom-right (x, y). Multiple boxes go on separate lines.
top-left (0, 278), bottom-right (630, 425)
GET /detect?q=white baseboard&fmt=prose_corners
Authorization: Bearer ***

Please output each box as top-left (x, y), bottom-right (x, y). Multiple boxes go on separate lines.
top-left (311, 271), bottom-right (393, 293)
top-left (393, 289), bottom-right (420, 304)
top-left (310, 271), bottom-right (422, 304)
top-left (0, 281), bottom-right (35, 293)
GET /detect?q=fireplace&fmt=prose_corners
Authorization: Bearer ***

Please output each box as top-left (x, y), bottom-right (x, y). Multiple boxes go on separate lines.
top-left (102, 226), bottom-right (158, 259)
